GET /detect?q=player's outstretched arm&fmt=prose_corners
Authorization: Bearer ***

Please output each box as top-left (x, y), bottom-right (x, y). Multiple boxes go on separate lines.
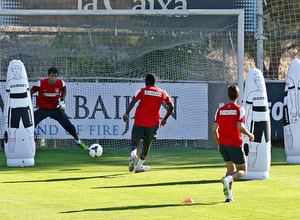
top-left (160, 102), bottom-right (174, 126)
top-left (238, 122), bottom-right (254, 141)
top-left (123, 99), bottom-right (137, 122)
top-left (30, 88), bottom-right (36, 99)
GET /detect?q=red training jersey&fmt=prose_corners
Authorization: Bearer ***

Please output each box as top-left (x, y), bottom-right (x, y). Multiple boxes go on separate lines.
top-left (214, 103), bottom-right (246, 147)
top-left (133, 85), bottom-right (172, 127)
top-left (31, 78), bottom-right (66, 110)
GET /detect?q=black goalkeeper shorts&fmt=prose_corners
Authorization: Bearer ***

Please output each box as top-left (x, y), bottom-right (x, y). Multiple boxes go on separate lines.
top-left (34, 107), bottom-right (76, 135)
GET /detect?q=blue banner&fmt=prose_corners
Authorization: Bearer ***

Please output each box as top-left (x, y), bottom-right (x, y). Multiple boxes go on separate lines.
top-left (266, 82), bottom-right (285, 139)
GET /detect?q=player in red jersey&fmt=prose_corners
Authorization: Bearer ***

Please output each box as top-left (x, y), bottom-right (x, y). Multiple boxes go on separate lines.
top-left (30, 67), bottom-right (89, 150)
top-left (212, 84), bottom-right (254, 202)
top-left (123, 73), bottom-right (174, 173)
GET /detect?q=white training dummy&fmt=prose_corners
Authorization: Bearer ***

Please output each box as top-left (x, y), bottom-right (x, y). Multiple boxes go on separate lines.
top-left (242, 68), bottom-right (271, 180)
top-left (283, 58), bottom-right (300, 164)
top-left (4, 60), bottom-right (36, 167)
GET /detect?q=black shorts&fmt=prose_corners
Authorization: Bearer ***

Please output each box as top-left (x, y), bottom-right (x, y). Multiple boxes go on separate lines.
top-left (132, 125), bottom-right (159, 141)
top-left (219, 144), bottom-right (246, 164)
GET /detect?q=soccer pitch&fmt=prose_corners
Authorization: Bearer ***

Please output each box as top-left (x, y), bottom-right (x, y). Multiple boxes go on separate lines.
top-left (0, 147), bottom-right (299, 219)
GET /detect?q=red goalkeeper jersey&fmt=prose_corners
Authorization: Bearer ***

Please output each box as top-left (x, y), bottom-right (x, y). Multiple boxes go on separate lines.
top-left (31, 78), bottom-right (66, 110)
top-left (133, 85), bottom-right (172, 127)
top-left (214, 103), bottom-right (246, 147)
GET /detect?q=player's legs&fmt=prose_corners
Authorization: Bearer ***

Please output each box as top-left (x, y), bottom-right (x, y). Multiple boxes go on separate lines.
top-left (224, 161), bottom-right (235, 189)
top-left (33, 108), bottom-right (50, 148)
top-left (34, 108), bottom-right (49, 127)
top-left (234, 163), bottom-right (247, 179)
top-left (140, 140), bottom-right (152, 160)
top-left (226, 162), bottom-right (247, 202)
top-left (134, 126), bottom-right (158, 173)
top-left (224, 162), bottom-right (247, 188)
top-left (221, 161), bottom-right (234, 199)
top-left (50, 109), bottom-right (77, 138)
top-left (141, 126), bottom-right (158, 159)
top-left (220, 144), bottom-right (246, 202)
top-left (129, 125), bottom-right (144, 172)
top-left (50, 109), bottom-right (88, 150)
top-left (128, 138), bottom-right (140, 172)
top-left (130, 138), bottom-right (140, 154)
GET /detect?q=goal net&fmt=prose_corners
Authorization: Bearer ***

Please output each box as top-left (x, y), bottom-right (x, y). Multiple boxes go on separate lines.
top-left (0, 10), bottom-right (243, 149)
top-left (261, 0), bottom-right (299, 80)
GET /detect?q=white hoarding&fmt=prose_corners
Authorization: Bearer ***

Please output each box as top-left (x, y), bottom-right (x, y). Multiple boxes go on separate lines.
top-left (1, 82), bottom-right (208, 140)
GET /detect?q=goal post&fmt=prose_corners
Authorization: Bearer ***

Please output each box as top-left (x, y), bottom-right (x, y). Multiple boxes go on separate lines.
top-left (0, 9), bottom-right (244, 91)
top-left (0, 9), bottom-right (244, 149)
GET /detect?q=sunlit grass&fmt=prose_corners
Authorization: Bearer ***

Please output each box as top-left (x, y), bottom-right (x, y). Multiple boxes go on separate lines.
top-left (0, 148), bottom-right (299, 219)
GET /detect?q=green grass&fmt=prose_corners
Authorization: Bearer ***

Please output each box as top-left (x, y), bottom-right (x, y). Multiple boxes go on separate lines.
top-left (0, 148), bottom-right (299, 219)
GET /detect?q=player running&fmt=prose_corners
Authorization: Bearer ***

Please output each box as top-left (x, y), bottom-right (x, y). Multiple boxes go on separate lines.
top-left (212, 84), bottom-right (254, 202)
top-left (30, 67), bottom-right (89, 150)
top-left (123, 73), bottom-right (174, 173)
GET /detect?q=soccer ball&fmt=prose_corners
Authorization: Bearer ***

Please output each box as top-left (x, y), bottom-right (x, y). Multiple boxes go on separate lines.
top-left (89, 144), bottom-right (103, 158)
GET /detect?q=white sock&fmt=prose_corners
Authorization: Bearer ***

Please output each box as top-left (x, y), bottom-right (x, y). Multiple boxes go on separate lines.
top-left (135, 159), bottom-right (145, 170)
top-left (229, 190), bottom-right (233, 199)
top-left (226, 175), bottom-right (233, 183)
top-left (131, 149), bottom-right (137, 158)
top-left (76, 140), bottom-right (81, 144)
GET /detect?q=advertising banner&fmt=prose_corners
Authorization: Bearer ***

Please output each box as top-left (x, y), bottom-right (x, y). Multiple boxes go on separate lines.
top-left (0, 82), bottom-right (208, 140)
top-left (1, 0), bottom-right (256, 31)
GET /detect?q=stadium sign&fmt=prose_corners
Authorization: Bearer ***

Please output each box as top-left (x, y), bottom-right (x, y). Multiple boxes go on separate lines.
top-left (1, 0), bottom-right (256, 31)
top-left (78, 0), bottom-right (187, 10)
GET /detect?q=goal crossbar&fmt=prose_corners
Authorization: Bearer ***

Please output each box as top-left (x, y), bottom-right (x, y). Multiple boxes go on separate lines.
top-left (0, 9), bottom-right (244, 16)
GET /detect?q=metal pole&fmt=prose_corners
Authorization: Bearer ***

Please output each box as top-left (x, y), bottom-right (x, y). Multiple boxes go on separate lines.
top-left (256, 0), bottom-right (264, 72)
top-left (237, 10), bottom-right (244, 105)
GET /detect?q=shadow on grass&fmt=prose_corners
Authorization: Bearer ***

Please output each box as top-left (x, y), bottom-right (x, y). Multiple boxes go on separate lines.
top-left (60, 202), bottom-right (221, 213)
top-left (93, 179), bottom-right (220, 189)
top-left (270, 162), bottom-right (300, 166)
top-left (154, 165), bottom-right (225, 170)
top-left (2, 173), bottom-right (129, 183)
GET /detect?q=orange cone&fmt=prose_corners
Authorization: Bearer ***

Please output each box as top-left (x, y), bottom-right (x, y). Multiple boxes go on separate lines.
top-left (183, 198), bottom-right (195, 203)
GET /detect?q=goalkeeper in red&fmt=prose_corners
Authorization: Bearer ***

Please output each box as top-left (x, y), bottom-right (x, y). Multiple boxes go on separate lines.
top-left (30, 67), bottom-right (89, 150)
top-left (212, 84), bottom-right (254, 202)
top-left (123, 73), bottom-right (174, 173)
